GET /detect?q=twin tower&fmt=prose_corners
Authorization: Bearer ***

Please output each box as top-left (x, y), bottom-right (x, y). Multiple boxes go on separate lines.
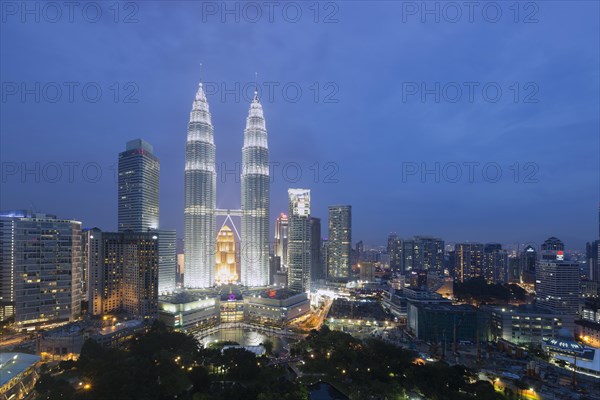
top-left (184, 80), bottom-right (270, 288)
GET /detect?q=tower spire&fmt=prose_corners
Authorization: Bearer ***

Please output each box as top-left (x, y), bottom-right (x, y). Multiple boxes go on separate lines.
top-left (253, 72), bottom-right (259, 102)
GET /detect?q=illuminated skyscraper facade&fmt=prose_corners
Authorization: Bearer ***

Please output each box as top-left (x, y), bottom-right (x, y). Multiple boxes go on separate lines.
top-left (184, 82), bottom-right (216, 288)
top-left (183, 80), bottom-right (271, 288)
top-left (241, 92), bottom-right (270, 287)
top-left (288, 189), bottom-right (312, 292)
top-left (310, 217), bottom-right (322, 282)
top-left (535, 237), bottom-right (580, 316)
top-left (118, 139), bottom-right (159, 232)
top-left (274, 213), bottom-right (289, 270)
top-left (0, 211), bottom-right (82, 327)
top-left (87, 230), bottom-right (158, 319)
top-left (327, 205), bottom-right (352, 281)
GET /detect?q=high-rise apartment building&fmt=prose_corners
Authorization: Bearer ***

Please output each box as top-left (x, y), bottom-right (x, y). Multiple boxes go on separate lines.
top-left (327, 205), bottom-right (352, 281)
top-left (0, 211), bottom-right (82, 327)
top-left (288, 189), bottom-right (312, 292)
top-left (402, 236), bottom-right (444, 274)
top-left (387, 234), bottom-right (402, 273)
top-left (483, 243), bottom-right (508, 283)
top-left (454, 243), bottom-right (485, 282)
top-left (118, 139), bottom-right (159, 232)
top-left (87, 230), bottom-right (158, 319)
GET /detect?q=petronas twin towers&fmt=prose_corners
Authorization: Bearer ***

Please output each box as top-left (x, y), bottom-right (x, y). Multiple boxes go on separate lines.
top-left (184, 80), bottom-right (270, 288)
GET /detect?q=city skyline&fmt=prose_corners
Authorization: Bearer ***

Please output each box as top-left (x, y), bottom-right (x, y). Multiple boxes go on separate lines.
top-left (2, 3), bottom-right (598, 250)
top-left (2, 3), bottom-right (600, 398)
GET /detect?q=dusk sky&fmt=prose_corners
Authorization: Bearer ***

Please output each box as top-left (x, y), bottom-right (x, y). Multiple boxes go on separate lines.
top-left (1, 1), bottom-right (598, 250)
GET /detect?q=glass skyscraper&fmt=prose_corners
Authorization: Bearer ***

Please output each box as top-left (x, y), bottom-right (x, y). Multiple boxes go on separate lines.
top-left (118, 139), bottom-right (175, 294)
top-left (274, 213), bottom-right (289, 271)
top-left (118, 139), bottom-right (159, 232)
top-left (310, 217), bottom-right (322, 282)
top-left (288, 189), bottom-right (312, 292)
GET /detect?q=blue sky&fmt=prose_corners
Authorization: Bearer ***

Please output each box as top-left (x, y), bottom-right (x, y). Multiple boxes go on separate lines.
top-left (1, 1), bottom-right (598, 250)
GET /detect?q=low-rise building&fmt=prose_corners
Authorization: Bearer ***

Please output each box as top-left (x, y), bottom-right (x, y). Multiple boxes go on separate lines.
top-left (576, 319), bottom-right (600, 348)
top-left (407, 303), bottom-right (480, 343)
top-left (543, 330), bottom-right (600, 379)
top-left (244, 289), bottom-right (310, 325)
top-left (158, 288), bottom-right (310, 331)
top-left (37, 319), bottom-right (146, 359)
top-left (94, 319), bottom-right (146, 348)
top-left (488, 304), bottom-right (565, 345)
top-left (0, 353), bottom-right (41, 400)
top-left (37, 323), bottom-right (87, 360)
top-left (158, 292), bottom-right (220, 331)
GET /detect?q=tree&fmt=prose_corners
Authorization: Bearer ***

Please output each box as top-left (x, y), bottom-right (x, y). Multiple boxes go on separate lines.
top-left (77, 338), bottom-right (104, 369)
top-left (35, 374), bottom-right (75, 400)
top-left (262, 339), bottom-right (274, 356)
top-left (189, 366), bottom-right (211, 393)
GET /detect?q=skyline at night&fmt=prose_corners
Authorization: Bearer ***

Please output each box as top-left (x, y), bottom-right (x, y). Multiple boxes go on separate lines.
top-left (1, 2), bottom-right (598, 250)
top-left (2, 2), bottom-right (600, 399)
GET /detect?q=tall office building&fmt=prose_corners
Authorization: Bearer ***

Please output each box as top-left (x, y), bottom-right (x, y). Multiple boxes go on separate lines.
top-left (241, 91), bottom-right (270, 287)
top-left (156, 230), bottom-right (177, 294)
top-left (356, 240), bottom-right (364, 264)
top-left (118, 139), bottom-right (175, 294)
top-left (327, 205), bottom-right (352, 281)
top-left (520, 245), bottom-right (537, 284)
top-left (184, 82), bottom-right (216, 288)
top-left (587, 240), bottom-right (600, 282)
top-left (87, 230), bottom-right (158, 319)
top-left (310, 217), bottom-right (322, 282)
top-left (0, 211), bottom-right (82, 327)
top-left (535, 237), bottom-right (580, 316)
top-left (118, 139), bottom-right (159, 232)
top-left (288, 189), bottom-right (312, 292)
top-left (321, 238), bottom-right (329, 280)
top-left (540, 237), bottom-right (564, 260)
top-left (274, 213), bottom-right (289, 270)
top-left (387, 234), bottom-right (402, 273)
